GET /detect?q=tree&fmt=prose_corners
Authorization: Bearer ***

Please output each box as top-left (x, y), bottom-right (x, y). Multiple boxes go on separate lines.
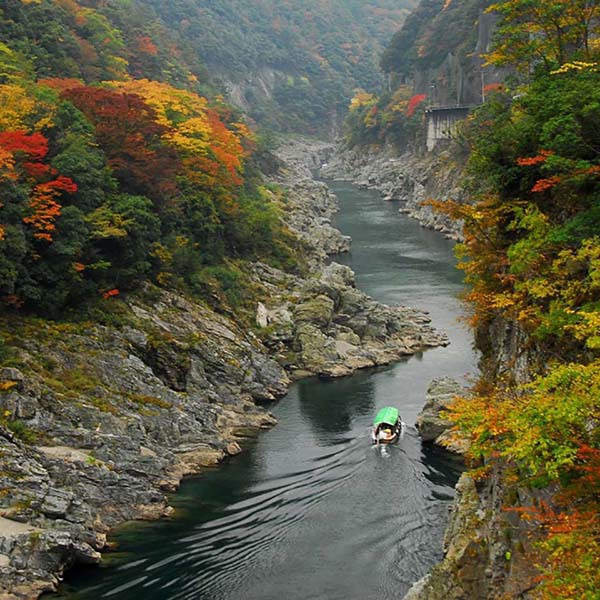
top-left (62, 85), bottom-right (180, 203)
top-left (486, 0), bottom-right (600, 71)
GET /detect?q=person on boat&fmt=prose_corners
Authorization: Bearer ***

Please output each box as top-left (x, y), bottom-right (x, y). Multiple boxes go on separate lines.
top-left (375, 425), bottom-right (394, 442)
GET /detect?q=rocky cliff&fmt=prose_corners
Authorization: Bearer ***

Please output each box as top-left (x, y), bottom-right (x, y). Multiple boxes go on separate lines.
top-left (408, 319), bottom-right (545, 599)
top-left (322, 143), bottom-right (468, 240)
top-left (0, 139), bottom-right (449, 600)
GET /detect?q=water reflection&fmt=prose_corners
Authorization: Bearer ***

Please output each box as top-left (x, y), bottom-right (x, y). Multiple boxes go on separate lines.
top-left (296, 370), bottom-right (377, 438)
top-left (52, 178), bottom-right (477, 600)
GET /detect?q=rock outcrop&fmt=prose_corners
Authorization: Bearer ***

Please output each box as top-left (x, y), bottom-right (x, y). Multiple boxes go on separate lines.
top-left (405, 319), bottom-right (547, 600)
top-left (416, 378), bottom-right (468, 455)
top-left (0, 293), bottom-right (283, 598)
top-left (403, 467), bottom-right (545, 600)
top-left (255, 262), bottom-right (447, 379)
top-left (0, 138), bottom-right (451, 599)
top-left (322, 143), bottom-right (468, 240)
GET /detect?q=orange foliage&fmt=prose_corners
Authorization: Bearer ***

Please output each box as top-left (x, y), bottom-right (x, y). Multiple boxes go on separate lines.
top-left (136, 35), bottom-right (158, 56)
top-left (483, 82), bottom-right (504, 94)
top-left (531, 176), bottom-right (562, 193)
top-left (38, 77), bottom-right (85, 92)
top-left (406, 94), bottom-right (427, 117)
top-left (102, 288), bottom-right (120, 299)
top-left (0, 147), bottom-right (16, 181)
top-left (517, 150), bottom-right (553, 166)
top-left (24, 176), bottom-right (77, 242)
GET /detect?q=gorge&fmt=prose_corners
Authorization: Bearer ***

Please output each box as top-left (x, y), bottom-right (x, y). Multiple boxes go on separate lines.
top-left (2, 0), bottom-right (600, 599)
top-left (49, 147), bottom-right (477, 600)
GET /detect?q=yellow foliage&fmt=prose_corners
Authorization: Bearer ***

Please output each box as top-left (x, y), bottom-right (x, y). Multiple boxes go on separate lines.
top-left (0, 84), bottom-right (35, 130)
top-left (165, 116), bottom-right (212, 154)
top-left (0, 83), bottom-right (55, 131)
top-left (566, 310), bottom-right (600, 349)
top-left (108, 79), bottom-right (251, 179)
top-left (552, 61), bottom-right (600, 74)
top-left (0, 381), bottom-right (18, 392)
top-left (349, 90), bottom-right (377, 111)
top-left (150, 243), bottom-right (173, 264)
top-left (109, 79), bottom-right (208, 128)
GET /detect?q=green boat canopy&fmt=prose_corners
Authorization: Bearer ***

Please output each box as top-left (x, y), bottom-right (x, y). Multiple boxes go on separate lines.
top-left (373, 406), bottom-right (399, 427)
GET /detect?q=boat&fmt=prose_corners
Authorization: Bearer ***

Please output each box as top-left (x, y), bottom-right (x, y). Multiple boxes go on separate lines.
top-left (371, 406), bottom-right (401, 444)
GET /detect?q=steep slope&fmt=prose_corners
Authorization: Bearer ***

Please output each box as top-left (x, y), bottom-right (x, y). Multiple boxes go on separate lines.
top-left (139, 0), bottom-right (417, 134)
top-left (0, 0), bottom-right (416, 136)
top-left (381, 0), bottom-right (502, 106)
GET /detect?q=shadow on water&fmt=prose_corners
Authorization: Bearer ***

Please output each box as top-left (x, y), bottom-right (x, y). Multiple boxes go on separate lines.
top-left (296, 369), bottom-right (380, 438)
top-left (50, 177), bottom-right (477, 600)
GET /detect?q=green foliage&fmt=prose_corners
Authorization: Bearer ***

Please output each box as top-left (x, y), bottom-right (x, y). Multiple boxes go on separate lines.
top-left (6, 419), bottom-right (37, 444)
top-left (0, 0), bottom-right (309, 316)
top-left (140, 0), bottom-right (416, 133)
top-left (442, 8), bottom-right (600, 596)
top-left (1, 0), bottom-right (418, 134)
top-left (381, 0), bottom-right (491, 77)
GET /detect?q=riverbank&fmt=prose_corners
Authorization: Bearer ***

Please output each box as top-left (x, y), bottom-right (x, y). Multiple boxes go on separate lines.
top-left (321, 143), bottom-right (468, 241)
top-left (0, 139), bottom-right (450, 599)
top-left (328, 142), bottom-right (547, 600)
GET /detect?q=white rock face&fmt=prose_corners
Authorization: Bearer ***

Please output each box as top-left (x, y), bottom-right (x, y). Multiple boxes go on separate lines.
top-left (322, 144), bottom-right (468, 241)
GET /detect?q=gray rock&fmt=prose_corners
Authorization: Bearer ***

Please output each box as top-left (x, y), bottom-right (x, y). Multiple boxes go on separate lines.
top-left (0, 137), bottom-right (454, 598)
top-left (41, 489), bottom-right (73, 519)
top-left (416, 378), bottom-right (466, 451)
top-left (293, 294), bottom-right (335, 327)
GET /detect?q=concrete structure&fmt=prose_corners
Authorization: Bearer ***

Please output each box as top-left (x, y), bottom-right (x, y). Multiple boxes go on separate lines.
top-left (425, 106), bottom-right (471, 151)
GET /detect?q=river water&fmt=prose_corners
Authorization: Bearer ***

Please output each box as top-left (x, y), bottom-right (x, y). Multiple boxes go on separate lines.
top-left (53, 180), bottom-right (478, 600)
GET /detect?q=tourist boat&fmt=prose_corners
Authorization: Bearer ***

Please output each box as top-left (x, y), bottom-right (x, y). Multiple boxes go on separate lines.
top-left (371, 406), bottom-right (402, 444)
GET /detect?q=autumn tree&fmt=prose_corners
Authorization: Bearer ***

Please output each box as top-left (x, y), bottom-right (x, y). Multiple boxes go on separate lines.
top-left (486, 0), bottom-right (600, 71)
top-left (434, 5), bottom-right (600, 594)
top-left (62, 85), bottom-right (180, 203)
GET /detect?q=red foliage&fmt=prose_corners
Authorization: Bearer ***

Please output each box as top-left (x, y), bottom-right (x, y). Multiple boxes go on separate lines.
top-left (24, 161), bottom-right (52, 179)
top-left (62, 86), bottom-right (180, 201)
top-left (532, 176), bottom-right (562, 193)
top-left (102, 288), bottom-right (120, 299)
top-left (0, 131), bottom-right (77, 242)
top-left (0, 131), bottom-right (49, 162)
top-left (406, 94), bottom-right (427, 117)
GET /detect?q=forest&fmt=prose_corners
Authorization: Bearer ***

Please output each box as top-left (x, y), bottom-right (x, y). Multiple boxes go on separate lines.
top-left (0, 0), bottom-right (303, 319)
top-left (424, 1), bottom-right (600, 596)
top-left (141, 0), bottom-right (416, 132)
top-left (0, 0), bottom-right (421, 319)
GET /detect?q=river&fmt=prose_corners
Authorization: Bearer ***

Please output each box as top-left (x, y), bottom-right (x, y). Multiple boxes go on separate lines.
top-left (52, 180), bottom-right (478, 600)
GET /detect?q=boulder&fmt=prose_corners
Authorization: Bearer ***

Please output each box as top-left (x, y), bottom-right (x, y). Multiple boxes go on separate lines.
top-left (416, 378), bottom-right (466, 450)
top-left (293, 294), bottom-right (335, 327)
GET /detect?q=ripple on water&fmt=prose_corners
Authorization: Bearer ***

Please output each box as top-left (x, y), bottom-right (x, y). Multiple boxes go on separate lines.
top-left (54, 178), bottom-right (476, 600)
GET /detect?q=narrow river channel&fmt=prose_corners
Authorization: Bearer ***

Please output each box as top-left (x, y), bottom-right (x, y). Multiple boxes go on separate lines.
top-left (53, 180), bottom-right (479, 600)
